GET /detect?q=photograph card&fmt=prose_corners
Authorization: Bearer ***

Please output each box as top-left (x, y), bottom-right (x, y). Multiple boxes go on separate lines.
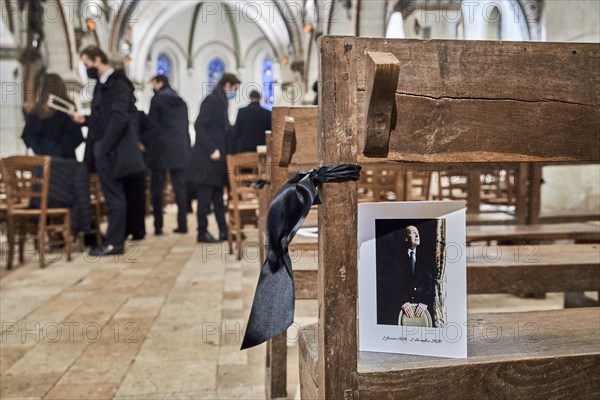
top-left (358, 201), bottom-right (467, 358)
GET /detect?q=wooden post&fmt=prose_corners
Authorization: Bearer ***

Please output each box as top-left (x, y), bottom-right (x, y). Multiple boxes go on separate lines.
top-left (265, 332), bottom-right (287, 399)
top-left (515, 163), bottom-right (530, 225)
top-left (528, 163), bottom-right (543, 225)
top-left (467, 166), bottom-right (482, 214)
top-left (318, 36), bottom-right (359, 399)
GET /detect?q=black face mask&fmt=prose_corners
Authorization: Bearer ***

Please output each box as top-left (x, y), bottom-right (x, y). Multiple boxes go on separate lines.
top-left (86, 67), bottom-right (99, 80)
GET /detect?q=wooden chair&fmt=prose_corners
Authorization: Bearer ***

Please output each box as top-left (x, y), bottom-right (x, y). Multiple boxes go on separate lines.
top-left (226, 152), bottom-right (259, 260)
top-left (480, 168), bottom-right (516, 207)
top-left (298, 37), bottom-right (600, 399)
top-left (358, 164), bottom-right (401, 201)
top-left (405, 171), bottom-right (432, 201)
top-left (1, 155), bottom-right (73, 268)
top-left (88, 173), bottom-right (105, 246)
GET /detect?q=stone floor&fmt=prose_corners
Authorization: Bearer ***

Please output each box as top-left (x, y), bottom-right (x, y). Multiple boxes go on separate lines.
top-left (0, 206), bottom-right (576, 399)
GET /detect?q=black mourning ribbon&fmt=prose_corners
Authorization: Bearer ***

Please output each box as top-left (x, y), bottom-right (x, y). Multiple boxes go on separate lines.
top-left (241, 164), bottom-right (361, 350)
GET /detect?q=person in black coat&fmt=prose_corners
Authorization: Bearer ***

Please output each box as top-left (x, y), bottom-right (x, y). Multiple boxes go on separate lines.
top-left (187, 73), bottom-right (241, 243)
top-left (71, 46), bottom-right (144, 256)
top-left (376, 224), bottom-right (436, 326)
top-left (120, 111), bottom-right (163, 242)
top-left (22, 73), bottom-right (83, 159)
top-left (233, 90), bottom-right (271, 154)
top-left (148, 75), bottom-right (191, 235)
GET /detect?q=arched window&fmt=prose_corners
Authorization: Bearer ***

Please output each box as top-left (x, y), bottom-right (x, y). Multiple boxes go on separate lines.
top-left (262, 56), bottom-right (274, 110)
top-left (157, 52), bottom-right (172, 77)
top-left (485, 7), bottom-right (502, 40)
top-left (208, 58), bottom-right (225, 92)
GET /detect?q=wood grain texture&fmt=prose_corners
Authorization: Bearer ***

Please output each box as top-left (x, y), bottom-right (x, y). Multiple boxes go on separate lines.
top-left (317, 36), bottom-right (359, 399)
top-left (527, 164), bottom-right (543, 224)
top-left (270, 107), bottom-right (319, 193)
top-left (265, 107), bottom-right (318, 399)
top-left (468, 244), bottom-right (600, 294)
top-left (258, 131), bottom-right (273, 265)
top-left (363, 52), bottom-right (400, 157)
top-left (299, 37), bottom-right (600, 400)
top-left (349, 39), bottom-right (600, 163)
top-left (514, 163), bottom-right (529, 224)
top-left (278, 116), bottom-right (297, 168)
top-left (300, 310), bottom-right (600, 399)
top-left (265, 332), bottom-right (287, 399)
top-left (466, 223), bottom-right (600, 243)
top-left (299, 323), bottom-right (319, 399)
top-left (288, 243), bottom-right (600, 300)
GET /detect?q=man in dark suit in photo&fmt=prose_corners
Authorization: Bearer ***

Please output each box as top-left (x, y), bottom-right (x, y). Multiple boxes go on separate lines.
top-left (148, 74), bottom-right (191, 235)
top-left (376, 223), bottom-right (436, 326)
top-left (232, 90), bottom-right (271, 154)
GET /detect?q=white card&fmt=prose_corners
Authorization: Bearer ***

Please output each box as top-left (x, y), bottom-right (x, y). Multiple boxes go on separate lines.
top-left (358, 201), bottom-right (467, 358)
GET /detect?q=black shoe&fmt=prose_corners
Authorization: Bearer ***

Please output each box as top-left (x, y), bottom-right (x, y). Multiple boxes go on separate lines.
top-left (155, 229), bottom-right (163, 236)
top-left (219, 232), bottom-right (227, 241)
top-left (173, 228), bottom-right (188, 234)
top-left (131, 234), bottom-right (145, 241)
top-left (89, 244), bottom-right (124, 256)
top-left (197, 232), bottom-right (221, 243)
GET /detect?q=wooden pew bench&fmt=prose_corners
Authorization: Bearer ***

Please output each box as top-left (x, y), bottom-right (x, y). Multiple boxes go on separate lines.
top-left (299, 308), bottom-right (600, 399)
top-left (261, 106), bottom-right (419, 398)
top-left (287, 243), bottom-right (600, 300)
top-left (466, 222), bottom-right (600, 244)
top-left (260, 100), bottom-right (600, 397)
top-left (297, 37), bottom-right (600, 399)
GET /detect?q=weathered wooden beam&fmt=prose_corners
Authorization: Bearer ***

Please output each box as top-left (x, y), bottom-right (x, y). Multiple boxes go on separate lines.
top-left (363, 52), bottom-right (400, 158)
top-left (352, 40), bottom-right (600, 164)
top-left (279, 116), bottom-right (297, 168)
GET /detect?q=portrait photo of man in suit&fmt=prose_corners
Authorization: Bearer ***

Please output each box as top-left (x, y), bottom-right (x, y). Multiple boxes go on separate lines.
top-left (375, 219), bottom-right (443, 327)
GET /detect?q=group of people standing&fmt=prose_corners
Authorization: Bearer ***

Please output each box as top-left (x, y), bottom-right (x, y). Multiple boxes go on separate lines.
top-left (22, 45), bottom-right (271, 256)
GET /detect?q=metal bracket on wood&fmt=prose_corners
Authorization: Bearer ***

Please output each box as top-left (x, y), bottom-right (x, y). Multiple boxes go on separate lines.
top-left (363, 51), bottom-right (400, 158)
top-left (279, 116), bottom-right (297, 167)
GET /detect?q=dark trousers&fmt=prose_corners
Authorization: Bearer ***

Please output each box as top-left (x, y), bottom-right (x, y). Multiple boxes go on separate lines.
top-left (151, 169), bottom-right (188, 232)
top-left (196, 184), bottom-right (227, 236)
top-left (93, 143), bottom-right (126, 247)
top-left (123, 173), bottom-right (146, 239)
top-left (186, 180), bottom-right (197, 213)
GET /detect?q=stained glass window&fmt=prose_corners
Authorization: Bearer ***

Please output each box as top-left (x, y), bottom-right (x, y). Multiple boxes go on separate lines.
top-left (262, 56), bottom-right (274, 110)
top-left (208, 58), bottom-right (225, 92)
top-left (157, 52), bottom-right (171, 77)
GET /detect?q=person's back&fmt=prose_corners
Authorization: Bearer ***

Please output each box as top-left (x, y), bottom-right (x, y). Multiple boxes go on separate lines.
top-left (23, 111), bottom-right (83, 159)
top-left (22, 73), bottom-right (83, 159)
top-left (147, 75), bottom-right (191, 235)
top-left (149, 84), bottom-right (190, 170)
top-left (187, 73), bottom-right (241, 243)
top-left (233, 90), bottom-right (271, 154)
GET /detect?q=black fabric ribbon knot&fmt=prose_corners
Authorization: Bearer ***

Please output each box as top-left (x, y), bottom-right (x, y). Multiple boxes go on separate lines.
top-left (241, 164), bottom-right (361, 349)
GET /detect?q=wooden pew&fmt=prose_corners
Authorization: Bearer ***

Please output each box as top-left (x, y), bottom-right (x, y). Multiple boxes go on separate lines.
top-left (262, 106), bottom-right (319, 399)
top-left (466, 222), bottom-right (600, 244)
top-left (299, 308), bottom-right (599, 399)
top-left (261, 106), bottom-right (417, 398)
top-left (299, 37), bottom-right (600, 399)
top-left (288, 242), bottom-right (600, 301)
